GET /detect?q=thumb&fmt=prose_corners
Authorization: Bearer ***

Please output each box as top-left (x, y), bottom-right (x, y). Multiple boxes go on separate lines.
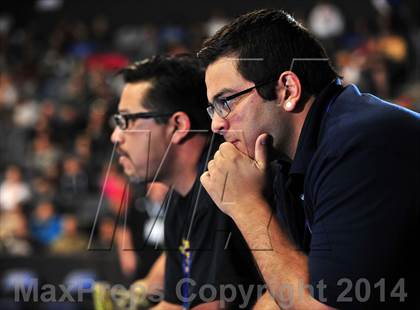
top-left (255, 133), bottom-right (271, 169)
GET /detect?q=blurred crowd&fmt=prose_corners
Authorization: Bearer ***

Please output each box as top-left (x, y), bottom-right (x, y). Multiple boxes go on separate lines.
top-left (0, 0), bottom-right (419, 272)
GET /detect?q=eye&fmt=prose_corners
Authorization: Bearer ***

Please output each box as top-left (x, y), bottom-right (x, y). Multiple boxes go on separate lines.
top-left (223, 98), bottom-right (232, 107)
top-left (214, 97), bottom-right (223, 106)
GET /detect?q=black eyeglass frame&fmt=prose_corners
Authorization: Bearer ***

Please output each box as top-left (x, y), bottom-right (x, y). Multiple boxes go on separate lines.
top-left (113, 111), bottom-right (173, 130)
top-left (207, 78), bottom-right (277, 119)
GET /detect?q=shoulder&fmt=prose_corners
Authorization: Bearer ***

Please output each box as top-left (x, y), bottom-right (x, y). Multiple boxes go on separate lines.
top-left (319, 84), bottom-right (420, 157)
top-left (305, 86), bottom-right (420, 206)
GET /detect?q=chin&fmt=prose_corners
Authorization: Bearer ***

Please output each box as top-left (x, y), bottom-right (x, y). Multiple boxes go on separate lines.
top-left (236, 142), bottom-right (254, 158)
top-left (122, 166), bottom-right (136, 177)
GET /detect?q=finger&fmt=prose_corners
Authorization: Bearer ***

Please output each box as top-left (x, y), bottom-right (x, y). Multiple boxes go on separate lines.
top-left (207, 160), bottom-right (215, 172)
top-left (219, 142), bottom-right (236, 157)
top-left (213, 150), bottom-right (222, 161)
top-left (255, 133), bottom-right (271, 170)
top-left (200, 171), bottom-right (211, 188)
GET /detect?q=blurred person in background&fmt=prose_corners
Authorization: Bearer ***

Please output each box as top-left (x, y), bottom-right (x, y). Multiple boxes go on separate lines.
top-left (29, 200), bottom-right (62, 250)
top-left (50, 214), bottom-right (88, 254)
top-left (31, 175), bottom-right (57, 204)
top-left (58, 155), bottom-right (89, 212)
top-left (0, 208), bottom-right (32, 256)
top-left (87, 99), bottom-right (113, 157)
top-left (0, 71), bottom-right (18, 110)
top-left (0, 165), bottom-right (31, 212)
top-left (96, 215), bottom-right (117, 249)
top-left (29, 132), bottom-right (61, 177)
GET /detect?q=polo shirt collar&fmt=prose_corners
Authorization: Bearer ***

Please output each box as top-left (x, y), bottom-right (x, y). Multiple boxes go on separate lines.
top-left (289, 79), bottom-right (344, 179)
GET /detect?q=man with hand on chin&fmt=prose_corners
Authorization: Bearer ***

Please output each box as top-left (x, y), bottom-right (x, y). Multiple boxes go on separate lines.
top-left (110, 54), bottom-right (263, 309)
top-left (198, 8), bottom-right (420, 310)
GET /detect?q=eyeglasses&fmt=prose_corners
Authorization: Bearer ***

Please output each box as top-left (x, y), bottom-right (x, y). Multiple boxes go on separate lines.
top-left (113, 111), bottom-right (173, 130)
top-left (206, 78), bottom-right (277, 119)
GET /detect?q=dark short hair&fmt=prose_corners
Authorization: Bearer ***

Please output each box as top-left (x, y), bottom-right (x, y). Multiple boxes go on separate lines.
top-left (197, 9), bottom-right (339, 101)
top-left (120, 54), bottom-right (210, 131)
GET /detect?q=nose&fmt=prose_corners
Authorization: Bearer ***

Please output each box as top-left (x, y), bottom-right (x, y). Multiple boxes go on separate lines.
top-left (111, 127), bottom-right (124, 145)
top-left (211, 113), bottom-right (229, 135)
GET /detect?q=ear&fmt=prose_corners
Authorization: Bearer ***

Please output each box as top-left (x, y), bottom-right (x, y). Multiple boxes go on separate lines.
top-left (168, 112), bottom-right (191, 144)
top-left (275, 71), bottom-right (302, 112)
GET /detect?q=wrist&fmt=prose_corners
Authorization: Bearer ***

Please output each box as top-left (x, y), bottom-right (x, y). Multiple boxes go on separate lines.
top-left (231, 198), bottom-right (275, 251)
top-left (229, 196), bottom-right (271, 223)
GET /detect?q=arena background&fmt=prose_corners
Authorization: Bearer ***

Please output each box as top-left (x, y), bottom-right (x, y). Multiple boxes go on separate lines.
top-left (1, 0), bottom-right (419, 309)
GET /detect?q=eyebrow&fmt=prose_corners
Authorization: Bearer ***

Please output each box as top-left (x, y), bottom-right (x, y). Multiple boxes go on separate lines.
top-left (118, 109), bottom-right (130, 114)
top-left (211, 88), bottom-right (237, 103)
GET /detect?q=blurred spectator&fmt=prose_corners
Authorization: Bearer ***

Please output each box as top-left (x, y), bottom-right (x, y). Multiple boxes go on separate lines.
top-left (12, 97), bottom-right (40, 130)
top-left (91, 15), bottom-right (112, 50)
top-left (58, 155), bottom-right (89, 213)
top-left (50, 214), bottom-right (88, 254)
top-left (74, 134), bottom-right (92, 163)
top-left (86, 99), bottom-right (112, 155)
top-left (73, 134), bottom-right (101, 190)
top-left (0, 210), bottom-right (32, 255)
top-left (204, 11), bottom-right (229, 37)
top-left (114, 25), bottom-right (158, 59)
top-left (33, 99), bottom-right (56, 135)
top-left (67, 20), bottom-right (96, 59)
top-left (307, 1), bottom-right (345, 40)
top-left (29, 200), bottom-right (62, 248)
top-left (29, 132), bottom-right (61, 176)
top-left (95, 215), bottom-right (117, 250)
top-left (64, 62), bottom-right (89, 105)
top-left (159, 26), bottom-right (189, 55)
top-left (0, 165), bottom-right (31, 211)
top-left (52, 103), bottom-right (86, 148)
top-left (31, 175), bottom-right (57, 204)
top-left (0, 71), bottom-right (18, 109)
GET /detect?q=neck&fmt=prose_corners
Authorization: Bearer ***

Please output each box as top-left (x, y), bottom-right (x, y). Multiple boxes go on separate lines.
top-left (284, 96), bottom-right (315, 160)
top-left (167, 135), bottom-right (208, 196)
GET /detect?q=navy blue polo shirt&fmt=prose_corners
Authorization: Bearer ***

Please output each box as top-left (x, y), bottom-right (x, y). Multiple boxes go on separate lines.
top-left (272, 80), bottom-right (420, 309)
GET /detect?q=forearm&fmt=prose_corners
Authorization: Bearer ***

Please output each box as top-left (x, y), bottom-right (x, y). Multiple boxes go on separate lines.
top-left (115, 227), bottom-right (137, 276)
top-left (144, 253), bottom-right (166, 293)
top-left (232, 199), bottom-right (331, 310)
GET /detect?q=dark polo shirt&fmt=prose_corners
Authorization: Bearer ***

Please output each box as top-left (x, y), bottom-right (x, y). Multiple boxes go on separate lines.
top-left (272, 80), bottom-right (420, 309)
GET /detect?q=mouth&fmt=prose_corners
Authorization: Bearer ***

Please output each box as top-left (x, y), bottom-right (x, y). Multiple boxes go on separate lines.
top-left (116, 148), bottom-right (129, 160)
top-left (228, 139), bottom-right (240, 148)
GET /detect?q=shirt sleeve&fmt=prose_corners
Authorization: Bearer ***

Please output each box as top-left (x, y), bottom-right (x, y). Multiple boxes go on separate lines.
top-left (307, 146), bottom-right (418, 308)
